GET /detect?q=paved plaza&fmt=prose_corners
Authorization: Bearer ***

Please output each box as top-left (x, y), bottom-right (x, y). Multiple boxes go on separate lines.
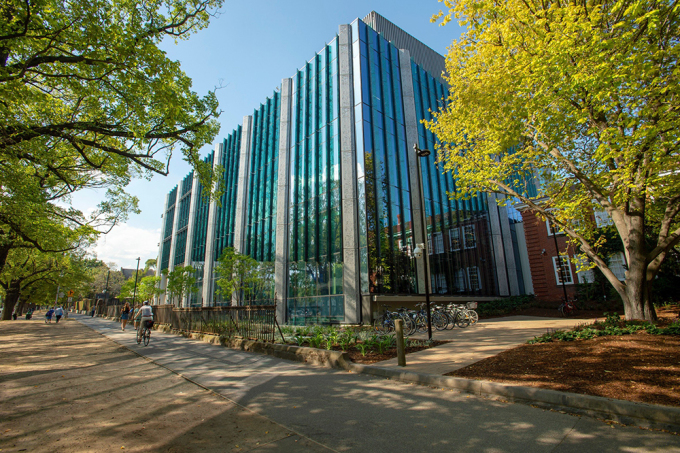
top-left (1, 315), bottom-right (679, 452)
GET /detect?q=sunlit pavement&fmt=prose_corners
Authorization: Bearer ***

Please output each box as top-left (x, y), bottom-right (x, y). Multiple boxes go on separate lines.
top-left (375, 316), bottom-right (590, 374)
top-left (75, 314), bottom-right (680, 452)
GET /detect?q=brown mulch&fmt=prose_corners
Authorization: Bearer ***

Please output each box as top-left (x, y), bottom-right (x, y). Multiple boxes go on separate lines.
top-left (344, 341), bottom-right (450, 364)
top-left (446, 306), bottom-right (680, 408)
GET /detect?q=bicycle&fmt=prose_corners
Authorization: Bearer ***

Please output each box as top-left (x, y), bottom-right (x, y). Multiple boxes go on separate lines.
top-left (558, 298), bottom-right (577, 317)
top-left (137, 320), bottom-right (153, 346)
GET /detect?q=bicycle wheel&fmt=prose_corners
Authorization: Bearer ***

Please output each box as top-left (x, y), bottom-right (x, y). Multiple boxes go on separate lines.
top-left (373, 315), bottom-right (386, 332)
top-left (455, 311), bottom-right (471, 328)
top-left (415, 314), bottom-right (428, 333)
top-left (143, 329), bottom-right (150, 346)
top-left (399, 314), bottom-right (416, 336)
top-left (433, 312), bottom-right (448, 331)
top-left (468, 310), bottom-right (479, 325)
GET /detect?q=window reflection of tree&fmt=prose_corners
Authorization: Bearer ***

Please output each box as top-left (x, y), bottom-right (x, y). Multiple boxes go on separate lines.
top-left (365, 153), bottom-right (417, 294)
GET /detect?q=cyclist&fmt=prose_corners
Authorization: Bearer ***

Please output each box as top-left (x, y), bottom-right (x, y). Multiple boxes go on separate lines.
top-left (137, 301), bottom-right (154, 340)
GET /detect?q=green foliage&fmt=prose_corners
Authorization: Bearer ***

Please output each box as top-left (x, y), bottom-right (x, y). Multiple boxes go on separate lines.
top-left (214, 248), bottom-right (273, 304)
top-left (528, 312), bottom-right (680, 343)
top-left (355, 342), bottom-right (372, 357)
top-left (477, 295), bottom-right (537, 317)
top-left (429, 0), bottom-right (680, 320)
top-left (163, 266), bottom-right (197, 305)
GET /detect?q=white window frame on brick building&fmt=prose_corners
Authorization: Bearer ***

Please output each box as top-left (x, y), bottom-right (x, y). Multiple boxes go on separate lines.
top-left (552, 255), bottom-right (574, 284)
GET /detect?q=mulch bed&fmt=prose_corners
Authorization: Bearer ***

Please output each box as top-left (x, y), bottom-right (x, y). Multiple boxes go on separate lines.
top-left (344, 341), bottom-right (449, 364)
top-left (446, 306), bottom-right (680, 408)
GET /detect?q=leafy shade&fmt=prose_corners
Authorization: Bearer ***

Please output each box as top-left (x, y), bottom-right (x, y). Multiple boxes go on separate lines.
top-left (163, 266), bottom-right (197, 306)
top-left (428, 0), bottom-right (680, 321)
top-left (0, 0), bottom-right (223, 196)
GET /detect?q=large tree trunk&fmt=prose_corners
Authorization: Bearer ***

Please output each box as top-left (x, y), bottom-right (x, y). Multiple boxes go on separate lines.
top-left (1, 281), bottom-right (21, 320)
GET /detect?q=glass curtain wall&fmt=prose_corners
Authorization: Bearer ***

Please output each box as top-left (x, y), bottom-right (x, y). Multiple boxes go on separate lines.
top-left (160, 186), bottom-right (177, 272)
top-left (241, 93), bottom-right (280, 305)
top-left (353, 20), bottom-right (418, 296)
top-left (412, 61), bottom-right (499, 296)
top-left (188, 150), bottom-right (214, 306)
top-left (212, 128), bottom-right (242, 305)
top-left (287, 39), bottom-right (344, 325)
top-left (173, 172), bottom-right (193, 267)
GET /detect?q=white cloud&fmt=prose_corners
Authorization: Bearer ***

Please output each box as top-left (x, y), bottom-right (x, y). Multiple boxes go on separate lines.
top-left (93, 224), bottom-right (161, 269)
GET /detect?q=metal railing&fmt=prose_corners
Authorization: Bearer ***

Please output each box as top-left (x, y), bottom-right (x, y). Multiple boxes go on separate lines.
top-left (152, 305), bottom-right (277, 342)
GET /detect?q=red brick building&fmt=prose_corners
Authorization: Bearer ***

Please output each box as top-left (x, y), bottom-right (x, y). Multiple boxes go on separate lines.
top-left (519, 209), bottom-right (579, 303)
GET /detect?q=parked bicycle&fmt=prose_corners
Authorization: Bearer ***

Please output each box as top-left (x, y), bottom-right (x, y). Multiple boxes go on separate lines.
top-left (558, 298), bottom-right (577, 317)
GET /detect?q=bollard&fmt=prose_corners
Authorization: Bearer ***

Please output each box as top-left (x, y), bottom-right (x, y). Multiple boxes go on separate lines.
top-left (395, 319), bottom-right (406, 367)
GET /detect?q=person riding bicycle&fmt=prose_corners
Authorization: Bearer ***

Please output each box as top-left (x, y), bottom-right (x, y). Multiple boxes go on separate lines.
top-left (138, 301), bottom-right (154, 333)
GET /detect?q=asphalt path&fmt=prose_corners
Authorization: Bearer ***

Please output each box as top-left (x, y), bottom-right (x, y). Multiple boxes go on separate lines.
top-left (76, 314), bottom-right (680, 452)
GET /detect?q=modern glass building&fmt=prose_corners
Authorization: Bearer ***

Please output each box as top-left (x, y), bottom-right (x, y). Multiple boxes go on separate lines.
top-left (156, 12), bottom-right (533, 324)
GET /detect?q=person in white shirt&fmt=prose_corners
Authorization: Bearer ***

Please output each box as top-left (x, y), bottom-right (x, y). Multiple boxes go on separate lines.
top-left (55, 306), bottom-right (64, 323)
top-left (138, 301), bottom-right (154, 331)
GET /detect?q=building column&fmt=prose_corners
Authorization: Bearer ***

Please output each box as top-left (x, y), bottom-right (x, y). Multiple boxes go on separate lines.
top-left (338, 24), bottom-right (361, 324)
top-left (166, 180), bottom-right (182, 306)
top-left (155, 193), bottom-right (170, 305)
top-left (399, 49), bottom-right (428, 294)
top-left (488, 193), bottom-right (522, 296)
top-left (182, 173), bottom-right (201, 307)
top-left (232, 115), bottom-right (254, 306)
top-left (200, 142), bottom-right (224, 307)
top-left (274, 79), bottom-right (293, 323)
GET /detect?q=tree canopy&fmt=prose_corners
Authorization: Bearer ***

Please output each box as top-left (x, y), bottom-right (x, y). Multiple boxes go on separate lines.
top-left (428, 0), bottom-right (680, 320)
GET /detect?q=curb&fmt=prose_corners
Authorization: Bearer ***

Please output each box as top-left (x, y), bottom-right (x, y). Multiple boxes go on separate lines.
top-left (344, 364), bottom-right (680, 434)
top-left (83, 315), bottom-right (680, 434)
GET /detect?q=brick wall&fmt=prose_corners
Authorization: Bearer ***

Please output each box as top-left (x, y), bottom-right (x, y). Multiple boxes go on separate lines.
top-left (520, 210), bottom-right (578, 303)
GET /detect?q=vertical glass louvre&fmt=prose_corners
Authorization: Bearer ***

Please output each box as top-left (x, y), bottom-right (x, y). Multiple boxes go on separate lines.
top-left (355, 20), bottom-right (417, 296)
top-left (287, 39), bottom-right (343, 325)
top-left (160, 186), bottom-right (178, 272)
top-left (213, 127), bottom-right (242, 261)
top-left (173, 172), bottom-right (193, 266)
top-left (240, 92), bottom-right (280, 305)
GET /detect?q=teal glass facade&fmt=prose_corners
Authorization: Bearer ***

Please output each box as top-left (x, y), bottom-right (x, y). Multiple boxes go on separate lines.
top-left (157, 12), bottom-right (532, 318)
top-left (213, 128), bottom-right (242, 261)
top-left (353, 19), bottom-right (418, 296)
top-left (286, 40), bottom-right (344, 324)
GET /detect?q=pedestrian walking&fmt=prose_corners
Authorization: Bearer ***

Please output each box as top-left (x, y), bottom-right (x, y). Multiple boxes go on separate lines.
top-left (91, 305), bottom-right (96, 317)
top-left (45, 307), bottom-right (55, 323)
top-left (55, 306), bottom-right (64, 323)
top-left (132, 304), bottom-right (140, 330)
top-left (120, 302), bottom-right (131, 331)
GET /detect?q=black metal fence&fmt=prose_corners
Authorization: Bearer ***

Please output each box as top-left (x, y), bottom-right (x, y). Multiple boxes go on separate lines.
top-left (152, 305), bottom-right (277, 342)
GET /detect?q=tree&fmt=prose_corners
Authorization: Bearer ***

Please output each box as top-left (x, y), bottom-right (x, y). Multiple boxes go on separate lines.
top-left (163, 265), bottom-right (197, 306)
top-left (214, 248), bottom-right (263, 305)
top-left (1, 0), bottom-right (223, 190)
top-left (0, 0), bottom-right (224, 284)
top-left (428, 0), bottom-right (680, 321)
top-left (120, 274), bottom-right (162, 303)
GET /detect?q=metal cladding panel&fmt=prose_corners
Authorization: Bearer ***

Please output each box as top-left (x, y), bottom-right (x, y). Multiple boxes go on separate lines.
top-left (362, 11), bottom-right (446, 83)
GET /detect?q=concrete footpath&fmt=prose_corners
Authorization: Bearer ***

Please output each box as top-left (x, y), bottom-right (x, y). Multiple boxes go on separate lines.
top-left (71, 314), bottom-right (680, 452)
top-left (375, 316), bottom-right (587, 374)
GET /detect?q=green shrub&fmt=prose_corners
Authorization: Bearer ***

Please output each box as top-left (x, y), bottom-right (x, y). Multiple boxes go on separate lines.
top-left (477, 295), bottom-right (537, 317)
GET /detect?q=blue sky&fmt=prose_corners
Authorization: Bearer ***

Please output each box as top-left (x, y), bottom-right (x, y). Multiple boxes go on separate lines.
top-left (75, 0), bottom-right (464, 269)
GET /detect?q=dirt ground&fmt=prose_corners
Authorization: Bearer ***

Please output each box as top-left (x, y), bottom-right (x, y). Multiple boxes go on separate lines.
top-left (446, 306), bottom-right (680, 408)
top-left (0, 318), bottom-right (319, 452)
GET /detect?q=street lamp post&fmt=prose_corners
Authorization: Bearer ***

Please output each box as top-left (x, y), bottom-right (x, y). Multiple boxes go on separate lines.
top-left (132, 257), bottom-right (141, 307)
top-left (414, 144), bottom-right (433, 341)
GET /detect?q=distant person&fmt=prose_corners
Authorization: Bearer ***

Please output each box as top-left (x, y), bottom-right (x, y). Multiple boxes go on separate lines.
top-left (132, 304), bottom-right (141, 330)
top-left (55, 306), bottom-right (64, 323)
top-left (45, 308), bottom-right (55, 323)
top-left (25, 308), bottom-right (33, 320)
top-left (91, 305), bottom-right (96, 317)
top-left (12, 311), bottom-right (17, 320)
top-left (120, 302), bottom-right (131, 331)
